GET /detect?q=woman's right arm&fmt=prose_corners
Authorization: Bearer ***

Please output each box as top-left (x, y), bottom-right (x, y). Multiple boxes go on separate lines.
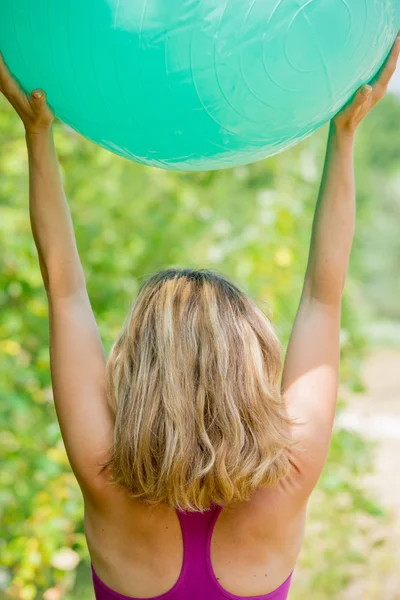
top-left (281, 37), bottom-right (400, 499)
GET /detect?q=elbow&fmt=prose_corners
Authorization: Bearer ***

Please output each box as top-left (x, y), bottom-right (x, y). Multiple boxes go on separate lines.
top-left (45, 265), bottom-right (87, 300)
top-left (305, 271), bottom-right (346, 307)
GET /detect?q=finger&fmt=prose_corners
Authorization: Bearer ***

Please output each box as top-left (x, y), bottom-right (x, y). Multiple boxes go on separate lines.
top-left (29, 89), bottom-right (46, 113)
top-left (373, 35), bottom-right (400, 92)
top-left (30, 88), bottom-right (48, 113)
top-left (29, 88), bottom-right (53, 119)
top-left (0, 51), bottom-right (27, 104)
top-left (339, 84), bottom-right (372, 119)
top-left (0, 56), bottom-right (3, 93)
top-left (353, 84), bottom-right (373, 107)
top-left (0, 52), bottom-right (8, 93)
top-left (31, 88), bottom-right (45, 102)
top-left (0, 51), bottom-right (14, 90)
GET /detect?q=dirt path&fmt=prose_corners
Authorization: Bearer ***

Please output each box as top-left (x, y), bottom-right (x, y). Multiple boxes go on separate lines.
top-left (337, 349), bottom-right (400, 599)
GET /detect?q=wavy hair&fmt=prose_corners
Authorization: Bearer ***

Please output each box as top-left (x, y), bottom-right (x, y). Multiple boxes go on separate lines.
top-left (103, 269), bottom-right (299, 511)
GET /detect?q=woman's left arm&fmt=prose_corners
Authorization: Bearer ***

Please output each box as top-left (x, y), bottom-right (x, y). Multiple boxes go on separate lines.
top-left (0, 55), bottom-right (114, 502)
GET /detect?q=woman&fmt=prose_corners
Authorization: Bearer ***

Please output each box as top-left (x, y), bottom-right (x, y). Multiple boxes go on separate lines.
top-left (0, 38), bottom-right (399, 600)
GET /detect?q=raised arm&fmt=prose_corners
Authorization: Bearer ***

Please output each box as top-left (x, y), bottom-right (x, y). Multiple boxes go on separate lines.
top-left (0, 55), bottom-right (114, 502)
top-left (282, 37), bottom-right (400, 497)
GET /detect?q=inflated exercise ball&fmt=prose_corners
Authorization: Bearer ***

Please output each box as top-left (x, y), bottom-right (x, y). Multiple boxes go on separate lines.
top-left (1, 1), bottom-right (399, 170)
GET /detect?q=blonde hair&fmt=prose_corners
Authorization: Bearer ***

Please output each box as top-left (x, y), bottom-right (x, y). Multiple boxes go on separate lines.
top-left (103, 269), bottom-right (298, 512)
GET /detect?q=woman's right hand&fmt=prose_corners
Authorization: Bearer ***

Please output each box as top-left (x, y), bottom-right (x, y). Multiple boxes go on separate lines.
top-left (332, 34), bottom-right (400, 139)
top-left (0, 53), bottom-right (53, 135)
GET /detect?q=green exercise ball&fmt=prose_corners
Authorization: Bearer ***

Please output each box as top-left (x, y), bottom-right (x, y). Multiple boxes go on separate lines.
top-left (0, 0), bottom-right (399, 170)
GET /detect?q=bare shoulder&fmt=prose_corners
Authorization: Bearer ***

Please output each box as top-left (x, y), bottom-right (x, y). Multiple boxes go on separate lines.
top-left (83, 468), bottom-right (306, 596)
top-left (84, 457), bottom-right (310, 538)
top-left (84, 480), bottom-right (179, 567)
top-left (82, 455), bottom-right (310, 564)
top-left (223, 463), bottom-right (310, 553)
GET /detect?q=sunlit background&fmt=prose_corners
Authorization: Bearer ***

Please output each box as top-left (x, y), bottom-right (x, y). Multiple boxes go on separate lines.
top-left (1, 65), bottom-right (400, 600)
top-left (390, 67), bottom-right (400, 91)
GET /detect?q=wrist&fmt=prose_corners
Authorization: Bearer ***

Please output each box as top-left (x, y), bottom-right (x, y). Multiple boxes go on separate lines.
top-left (25, 126), bottom-right (53, 141)
top-left (25, 128), bottom-right (54, 154)
top-left (329, 121), bottom-right (356, 146)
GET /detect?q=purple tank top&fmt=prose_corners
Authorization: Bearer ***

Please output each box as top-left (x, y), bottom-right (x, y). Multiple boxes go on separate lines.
top-left (91, 504), bottom-right (293, 600)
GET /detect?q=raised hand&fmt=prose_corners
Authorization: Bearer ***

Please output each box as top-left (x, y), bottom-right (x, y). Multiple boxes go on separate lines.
top-left (333, 34), bottom-right (400, 138)
top-left (0, 53), bottom-right (53, 134)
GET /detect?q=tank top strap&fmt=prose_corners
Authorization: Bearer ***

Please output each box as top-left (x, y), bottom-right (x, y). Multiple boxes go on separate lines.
top-left (176, 504), bottom-right (223, 569)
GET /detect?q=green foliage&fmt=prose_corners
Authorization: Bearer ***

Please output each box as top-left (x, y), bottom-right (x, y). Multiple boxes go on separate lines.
top-left (0, 93), bottom-right (399, 599)
top-left (291, 429), bottom-right (384, 600)
top-left (352, 95), bottom-right (400, 321)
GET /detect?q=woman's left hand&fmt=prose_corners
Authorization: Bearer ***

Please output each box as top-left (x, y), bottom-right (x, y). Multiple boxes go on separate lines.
top-left (0, 53), bottom-right (53, 134)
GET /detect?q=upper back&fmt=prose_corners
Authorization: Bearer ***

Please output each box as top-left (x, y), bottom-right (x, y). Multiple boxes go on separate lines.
top-left (85, 479), bottom-right (307, 600)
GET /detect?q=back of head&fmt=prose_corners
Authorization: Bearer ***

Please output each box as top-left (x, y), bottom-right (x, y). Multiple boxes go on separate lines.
top-left (104, 269), bottom-right (296, 511)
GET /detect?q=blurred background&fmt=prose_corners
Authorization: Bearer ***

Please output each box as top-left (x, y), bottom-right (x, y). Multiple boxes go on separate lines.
top-left (1, 70), bottom-right (400, 600)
